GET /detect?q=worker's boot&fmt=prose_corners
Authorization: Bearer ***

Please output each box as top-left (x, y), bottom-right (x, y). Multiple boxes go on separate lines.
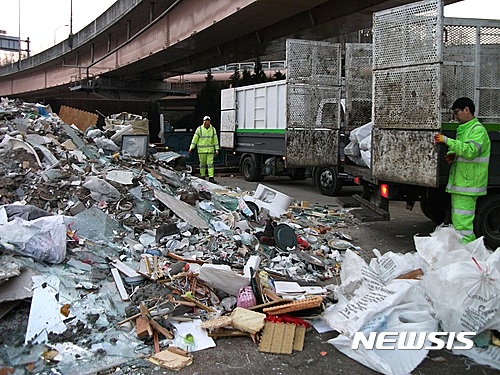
top-left (209, 177), bottom-right (217, 184)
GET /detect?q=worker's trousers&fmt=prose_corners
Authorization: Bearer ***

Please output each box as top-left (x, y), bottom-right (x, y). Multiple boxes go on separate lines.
top-left (451, 193), bottom-right (477, 244)
top-left (198, 152), bottom-right (215, 178)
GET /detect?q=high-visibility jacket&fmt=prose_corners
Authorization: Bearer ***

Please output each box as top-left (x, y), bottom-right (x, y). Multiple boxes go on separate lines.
top-left (445, 117), bottom-right (490, 196)
top-left (190, 124), bottom-right (219, 154)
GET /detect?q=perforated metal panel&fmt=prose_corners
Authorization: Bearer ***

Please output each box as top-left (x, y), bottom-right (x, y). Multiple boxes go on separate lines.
top-left (442, 20), bottom-right (500, 123)
top-left (373, 0), bottom-right (442, 70)
top-left (220, 110), bottom-right (236, 132)
top-left (286, 85), bottom-right (342, 130)
top-left (221, 88), bottom-right (236, 110)
top-left (372, 0), bottom-right (442, 188)
top-left (286, 39), bottom-right (341, 86)
top-left (373, 64), bottom-right (441, 130)
top-left (286, 129), bottom-right (339, 167)
top-left (345, 43), bottom-right (373, 131)
top-left (372, 129), bottom-right (439, 187)
top-left (285, 39), bottom-right (342, 166)
top-left (220, 132), bottom-right (234, 148)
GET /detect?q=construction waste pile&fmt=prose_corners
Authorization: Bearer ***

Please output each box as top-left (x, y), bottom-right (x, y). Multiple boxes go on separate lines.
top-left (0, 97), bottom-right (499, 375)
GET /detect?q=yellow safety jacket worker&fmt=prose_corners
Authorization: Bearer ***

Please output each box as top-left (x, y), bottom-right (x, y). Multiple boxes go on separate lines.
top-left (445, 118), bottom-right (490, 196)
top-left (190, 124), bottom-right (219, 154)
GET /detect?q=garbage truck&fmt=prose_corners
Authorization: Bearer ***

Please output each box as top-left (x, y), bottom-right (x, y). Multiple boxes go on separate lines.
top-left (219, 39), bottom-right (351, 196)
top-left (341, 0), bottom-right (500, 248)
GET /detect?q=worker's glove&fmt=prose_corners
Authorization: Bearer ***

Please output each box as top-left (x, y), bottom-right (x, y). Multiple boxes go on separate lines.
top-left (215, 150), bottom-right (219, 156)
top-left (445, 153), bottom-right (456, 165)
top-left (188, 149), bottom-right (193, 154)
top-left (434, 133), bottom-right (448, 144)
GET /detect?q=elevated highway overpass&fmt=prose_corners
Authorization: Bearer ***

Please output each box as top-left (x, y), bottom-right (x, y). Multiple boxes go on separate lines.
top-left (0, 0), bottom-right (459, 102)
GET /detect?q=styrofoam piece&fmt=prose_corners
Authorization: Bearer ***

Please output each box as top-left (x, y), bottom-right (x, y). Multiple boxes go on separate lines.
top-left (243, 184), bottom-right (292, 218)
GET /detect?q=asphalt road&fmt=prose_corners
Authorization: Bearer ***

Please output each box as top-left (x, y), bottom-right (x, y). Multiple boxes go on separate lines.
top-left (217, 174), bottom-right (438, 257)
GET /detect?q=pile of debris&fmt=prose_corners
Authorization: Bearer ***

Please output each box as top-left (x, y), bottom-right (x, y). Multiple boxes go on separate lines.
top-left (0, 98), bottom-right (359, 374)
top-left (0, 97), bottom-right (498, 375)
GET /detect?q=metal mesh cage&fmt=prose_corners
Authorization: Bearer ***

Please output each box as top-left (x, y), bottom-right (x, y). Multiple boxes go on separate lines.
top-left (373, 0), bottom-right (442, 70)
top-left (286, 39), bottom-right (341, 86)
top-left (373, 64), bottom-right (441, 130)
top-left (442, 20), bottom-right (500, 123)
top-left (286, 85), bottom-right (341, 130)
top-left (345, 43), bottom-right (373, 131)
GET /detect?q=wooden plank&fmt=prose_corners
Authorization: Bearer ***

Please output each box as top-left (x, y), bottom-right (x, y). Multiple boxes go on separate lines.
top-left (111, 268), bottom-right (130, 301)
top-left (59, 105), bottom-right (98, 132)
top-left (111, 259), bottom-right (140, 277)
top-left (139, 304), bottom-right (174, 339)
top-left (136, 316), bottom-right (152, 338)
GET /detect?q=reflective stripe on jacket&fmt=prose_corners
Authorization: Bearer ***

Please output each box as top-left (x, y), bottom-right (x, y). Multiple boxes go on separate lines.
top-left (190, 124), bottom-right (219, 154)
top-left (445, 118), bottom-right (490, 196)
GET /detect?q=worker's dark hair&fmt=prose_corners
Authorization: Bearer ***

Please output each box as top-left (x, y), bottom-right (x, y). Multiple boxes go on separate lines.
top-left (451, 97), bottom-right (475, 115)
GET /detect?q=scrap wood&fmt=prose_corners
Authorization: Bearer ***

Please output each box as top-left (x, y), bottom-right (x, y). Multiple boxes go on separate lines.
top-left (208, 329), bottom-right (250, 338)
top-left (181, 295), bottom-right (215, 313)
top-left (262, 288), bottom-right (283, 302)
top-left (258, 322), bottom-right (296, 354)
top-left (200, 315), bottom-right (232, 331)
top-left (396, 268), bottom-right (423, 280)
top-left (111, 268), bottom-right (129, 301)
top-left (148, 346), bottom-right (193, 371)
top-left (117, 301), bottom-right (173, 326)
top-left (262, 296), bottom-right (323, 315)
top-left (153, 330), bottom-right (160, 353)
top-left (248, 298), bottom-right (293, 312)
top-left (139, 304), bottom-right (174, 340)
top-left (59, 105), bottom-right (98, 132)
top-left (136, 316), bottom-right (153, 338)
top-left (110, 259), bottom-right (140, 277)
top-left (230, 307), bottom-right (266, 334)
top-left (167, 252), bottom-right (207, 265)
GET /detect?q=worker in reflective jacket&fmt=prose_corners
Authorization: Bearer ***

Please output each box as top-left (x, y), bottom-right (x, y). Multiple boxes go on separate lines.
top-left (189, 116), bottom-right (219, 184)
top-left (435, 97), bottom-right (490, 244)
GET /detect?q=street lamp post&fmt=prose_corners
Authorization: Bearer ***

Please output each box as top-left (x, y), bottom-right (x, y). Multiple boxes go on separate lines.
top-left (54, 25), bottom-right (69, 45)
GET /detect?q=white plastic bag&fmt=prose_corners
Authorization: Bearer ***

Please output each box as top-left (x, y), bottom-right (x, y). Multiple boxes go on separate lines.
top-left (422, 257), bottom-right (500, 333)
top-left (329, 301), bottom-right (437, 375)
top-left (0, 215), bottom-right (66, 263)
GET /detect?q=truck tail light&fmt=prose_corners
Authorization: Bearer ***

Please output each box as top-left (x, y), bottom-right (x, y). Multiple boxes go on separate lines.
top-left (354, 177), bottom-right (361, 185)
top-left (380, 183), bottom-right (389, 199)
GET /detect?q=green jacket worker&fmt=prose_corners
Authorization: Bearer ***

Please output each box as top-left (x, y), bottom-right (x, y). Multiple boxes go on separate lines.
top-left (434, 97), bottom-right (490, 244)
top-left (189, 116), bottom-right (220, 184)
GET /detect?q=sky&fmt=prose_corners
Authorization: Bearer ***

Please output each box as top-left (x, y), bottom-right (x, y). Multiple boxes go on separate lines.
top-left (0, 0), bottom-right (499, 55)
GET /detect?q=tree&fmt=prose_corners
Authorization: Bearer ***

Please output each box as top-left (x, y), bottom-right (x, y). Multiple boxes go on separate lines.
top-left (193, 69), bottom-right (223, 129)
top-left (229, 68), bottom-right (241, 87)
top-left (251, 59), bottom-right (267, 84)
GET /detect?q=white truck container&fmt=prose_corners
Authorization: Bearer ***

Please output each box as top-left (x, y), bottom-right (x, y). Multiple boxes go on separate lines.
top-left (220, 39), bottom-right (349, 194)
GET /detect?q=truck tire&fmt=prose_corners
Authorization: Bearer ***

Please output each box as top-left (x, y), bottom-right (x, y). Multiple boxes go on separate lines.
top-left (420, 196), bottom-right (448, 224)
top-left (289, 168), bottom-right (306, 180)
top-left (241, 156), bottom-right (262, 182)
top-left (315, 166), bottom-right (343, 196)
top-left (474, 194), bottom-right (500, 249)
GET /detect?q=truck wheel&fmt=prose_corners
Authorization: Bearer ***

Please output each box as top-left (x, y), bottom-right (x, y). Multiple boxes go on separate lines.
top-left (420, 196), bottom-right (448, 224)
top-left (315, 166), bottom-right (343, 196)
top-left (241, 156), bottom-right (262, 182)
top-left (289, 168), bottom-right (306, 180)
top-left (474, 194), bottom-right (500, 249)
